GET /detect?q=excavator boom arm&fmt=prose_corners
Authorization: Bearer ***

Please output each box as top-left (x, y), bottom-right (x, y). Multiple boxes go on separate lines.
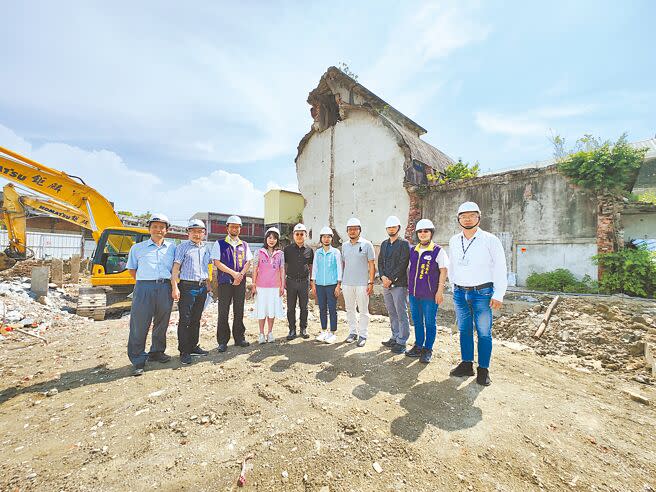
top-left (0, 146), bottom-right (122, 240)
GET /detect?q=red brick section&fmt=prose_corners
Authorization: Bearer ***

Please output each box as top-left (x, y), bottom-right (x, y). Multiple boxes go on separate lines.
top-left (596, 195), bottom-right (622, 277)
top-left (405, 187), bottom-right (422, 241)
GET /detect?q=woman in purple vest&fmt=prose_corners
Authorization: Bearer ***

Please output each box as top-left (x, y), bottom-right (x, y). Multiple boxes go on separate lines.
top-left (406, 218), bottom-right (449, 363)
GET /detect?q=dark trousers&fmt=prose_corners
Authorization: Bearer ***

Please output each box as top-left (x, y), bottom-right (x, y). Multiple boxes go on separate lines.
top-left (177, 282), bottom-right (208, 353)
top-left (286, 277), bottom-right (309, 330)
top-left (217, 281), bottom-right (246, 344)
top-left (128, 281), bottom-right (173, 367)
top-left (316, 283), bottom-right (338, 331)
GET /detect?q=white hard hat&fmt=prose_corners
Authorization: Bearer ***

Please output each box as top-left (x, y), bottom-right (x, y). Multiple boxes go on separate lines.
top-left (226, 215), bottom-right (242, 225)
top-left (265, 226), bottom-right (281, 237)
top-left (346, 217), bottom-right (361, 228)
top-left (293, 223), bottom-right (307, 232)
top-left (147, 213), bottom-right (170, 228)
top-left (457, 202), bottom-right (481, 215)
top-left (319, 226), bottom-right (333, 236)
top-left (385, 216), bottom-right (401, 228)
top-left (187, 219), bottom-right (206, 229)
top-left (415, 218), bottom-right (435, 230)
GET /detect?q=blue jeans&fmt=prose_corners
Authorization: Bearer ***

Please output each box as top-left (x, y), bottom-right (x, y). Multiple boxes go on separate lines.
top-left (453, 286), bottom-right (493, 368)
top-left (383, 286), bottom-right (410, 345)
top-left (408, 294), bottom-right (438, 350)
top-left (177, 282), bottom-right (208, 354)
top-left (316, 284), bottom-right (338, 331)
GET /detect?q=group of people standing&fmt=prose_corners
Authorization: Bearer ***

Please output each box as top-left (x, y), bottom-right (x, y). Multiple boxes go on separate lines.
top-left (124, 201), bottom-right (506, 386)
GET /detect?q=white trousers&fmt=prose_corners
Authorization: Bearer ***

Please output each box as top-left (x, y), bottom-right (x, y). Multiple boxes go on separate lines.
top-left (342, 285), bottom-right (369, 338)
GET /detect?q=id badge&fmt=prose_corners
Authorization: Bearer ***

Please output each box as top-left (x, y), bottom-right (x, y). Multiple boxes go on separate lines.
top-left (458, 257), bottom-right (469, 266)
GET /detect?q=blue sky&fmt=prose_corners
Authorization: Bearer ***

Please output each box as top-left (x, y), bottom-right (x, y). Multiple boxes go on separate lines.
top-left (1, 0), bottom-right (654, 223)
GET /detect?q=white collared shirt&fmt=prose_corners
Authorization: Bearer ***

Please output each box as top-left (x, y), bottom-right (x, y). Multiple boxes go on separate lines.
top-left (448, 228), bottom-right (508, 301)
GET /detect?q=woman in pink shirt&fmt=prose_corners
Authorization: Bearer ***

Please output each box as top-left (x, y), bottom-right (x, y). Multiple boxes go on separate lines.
top-left (251, 227), bottom-right (285, 343)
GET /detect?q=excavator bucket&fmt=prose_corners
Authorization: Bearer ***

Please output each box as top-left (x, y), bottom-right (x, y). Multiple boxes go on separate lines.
top-left (0, 252), bottom-right (17, 271)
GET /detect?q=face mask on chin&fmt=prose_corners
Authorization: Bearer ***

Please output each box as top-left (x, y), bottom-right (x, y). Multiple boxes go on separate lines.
top-left (458, 217), bottom-right (480, 230)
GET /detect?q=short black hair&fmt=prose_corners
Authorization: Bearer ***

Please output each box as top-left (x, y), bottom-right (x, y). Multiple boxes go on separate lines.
top-left (263, 231), bottom-right (280, 250)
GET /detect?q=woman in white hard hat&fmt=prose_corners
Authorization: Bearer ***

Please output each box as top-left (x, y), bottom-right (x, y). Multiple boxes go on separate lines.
top-left (406, 218), bottom-right (449, 364)
top-left (311, 226), bottom-right (342, 343)
top-left (251, 227), bottom-right (285, 344)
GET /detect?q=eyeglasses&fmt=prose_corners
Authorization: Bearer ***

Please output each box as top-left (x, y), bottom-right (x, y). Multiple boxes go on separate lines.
top-left (417, 229), bottom-right (431, 233)
top-left (294, 232), bottom-right (305, 236)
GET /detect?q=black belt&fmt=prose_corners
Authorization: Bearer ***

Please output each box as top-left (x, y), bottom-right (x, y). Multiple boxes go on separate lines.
top-left (179, 279), bottom-right (207, 286)
top-left (286, 276), bottom-right (308, 281)
top-left (138, 278), bottom-right (171, 284)
top-left (455, 282), bottom-right (493, 291)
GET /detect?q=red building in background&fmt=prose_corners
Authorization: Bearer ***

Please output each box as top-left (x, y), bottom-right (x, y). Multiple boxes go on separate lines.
top-left (191, 212), bottom-right (265, 244)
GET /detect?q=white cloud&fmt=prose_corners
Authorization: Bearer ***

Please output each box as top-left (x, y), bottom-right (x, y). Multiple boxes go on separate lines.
top-left (475, 104), bottom-right (596, 137)
top-left (363, 1), bottom-right (490, 117)
top-left (0, 124), bottom-right (265, 224)
top-left (265, 180), bottom-right (299, 193)
top-left (475, 112), bottom-right (547, 137)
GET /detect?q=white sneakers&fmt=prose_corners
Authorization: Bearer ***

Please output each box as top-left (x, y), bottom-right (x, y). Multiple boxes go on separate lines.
top-left (259, 332), bottom-right (275, 344)
top-left (316, 331), bottom-right (337, 343)
top-left (324, 333), bottom-right (337, 344)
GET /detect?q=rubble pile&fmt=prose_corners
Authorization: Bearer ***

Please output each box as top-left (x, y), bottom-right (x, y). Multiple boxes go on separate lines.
top-left (0, 259), bottom-right (48, 279)
top-left (0, 258), bottom-right (87, 281)
top-left (0, 278), bottom-right (87, 343)
top-left (495, 297), bottom-right (656, 380)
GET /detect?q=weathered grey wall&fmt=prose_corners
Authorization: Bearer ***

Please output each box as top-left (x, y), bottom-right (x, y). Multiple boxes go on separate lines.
top-left (623, 209), bottom-right (656, 240)
top-left (420, 166), bottom-right (598, 244)
top-left (417, 166), bottom-right (600, 285)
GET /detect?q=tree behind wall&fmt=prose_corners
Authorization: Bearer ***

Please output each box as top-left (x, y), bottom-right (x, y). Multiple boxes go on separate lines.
top-left (553, 133), bottom-right (648, 276)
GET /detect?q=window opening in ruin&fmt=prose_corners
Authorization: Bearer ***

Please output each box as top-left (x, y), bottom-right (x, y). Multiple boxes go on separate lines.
top-left (310, 93), bottom-right (340, 132)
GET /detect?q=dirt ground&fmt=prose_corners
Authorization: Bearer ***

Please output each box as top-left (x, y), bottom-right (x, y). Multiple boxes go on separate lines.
top-left (1, 300), bottom-right (655, 492)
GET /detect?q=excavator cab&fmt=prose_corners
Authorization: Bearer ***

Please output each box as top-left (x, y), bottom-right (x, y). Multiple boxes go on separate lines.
top-left (78, 227), bottom-right (149, 320)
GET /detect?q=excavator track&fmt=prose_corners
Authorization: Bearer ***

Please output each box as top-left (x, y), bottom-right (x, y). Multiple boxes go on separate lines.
top-left (77, 287), bottom-right (107, 321)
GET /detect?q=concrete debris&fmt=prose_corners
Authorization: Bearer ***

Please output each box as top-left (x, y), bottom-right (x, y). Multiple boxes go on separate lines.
top-left (494, 297), bottom-right (655, 379)
top-left (623, 389), bottom-right (650, 405)
top-left (0, 277), bottom-right (88, 344)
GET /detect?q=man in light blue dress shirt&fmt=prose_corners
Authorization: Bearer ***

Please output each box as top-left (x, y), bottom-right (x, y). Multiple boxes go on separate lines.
top-left (126, 213), bottom-right (177, 376)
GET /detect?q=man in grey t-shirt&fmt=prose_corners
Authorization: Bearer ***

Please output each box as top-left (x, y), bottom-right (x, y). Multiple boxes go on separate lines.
top-left (341, 217), bottom-right (375, 347)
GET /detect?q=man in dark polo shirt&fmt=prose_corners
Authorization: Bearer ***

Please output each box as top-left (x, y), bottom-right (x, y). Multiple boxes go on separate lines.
top-left (283, 223), bottom-right (314, 340)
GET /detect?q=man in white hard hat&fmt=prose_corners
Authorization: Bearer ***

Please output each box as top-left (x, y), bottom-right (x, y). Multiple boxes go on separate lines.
top-left (448, 202), bottom-right (507, 386)
top-left (341, 217), bottom-right (376, 347)
top-left (171, 219), bottom-right (212, 365)
top-left (283, 223), bottom-right (314, 340)
top-left (211, 215), bottom-right (253, 352)
top-left (311, 226), bottom-right (342, 343)
top-left (126, 213), bottom-right (177, 376)
top-left (378, 215), bottom-right (411, 353)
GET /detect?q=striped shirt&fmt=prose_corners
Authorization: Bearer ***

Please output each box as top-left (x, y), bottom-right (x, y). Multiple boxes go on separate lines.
top-left (174, 240), bottom-right (212, 281)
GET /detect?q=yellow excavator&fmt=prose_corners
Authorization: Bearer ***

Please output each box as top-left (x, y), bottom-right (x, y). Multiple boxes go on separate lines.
top-left (0, 146), bottom-right (155, 320)
top-left (1, 183), bottom-right (92, 266)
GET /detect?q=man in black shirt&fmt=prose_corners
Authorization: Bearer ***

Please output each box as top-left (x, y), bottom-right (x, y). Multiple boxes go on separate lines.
top-left (378, 216), bottom-right (411, 354)
top-left (283, 223), bottom-right (314, 339)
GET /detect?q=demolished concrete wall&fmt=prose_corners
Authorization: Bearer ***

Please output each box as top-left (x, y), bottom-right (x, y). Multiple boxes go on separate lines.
top-left (417, 165), bottom-right (599, 285)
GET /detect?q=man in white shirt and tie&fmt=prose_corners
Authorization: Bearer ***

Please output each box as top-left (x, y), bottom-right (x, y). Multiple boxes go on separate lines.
top-left (448, 202), bottom-right (507, 386)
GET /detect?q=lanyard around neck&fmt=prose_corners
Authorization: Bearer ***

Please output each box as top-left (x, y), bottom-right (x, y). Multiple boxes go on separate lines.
top-left (461, 235), bottom-right (476, 258)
